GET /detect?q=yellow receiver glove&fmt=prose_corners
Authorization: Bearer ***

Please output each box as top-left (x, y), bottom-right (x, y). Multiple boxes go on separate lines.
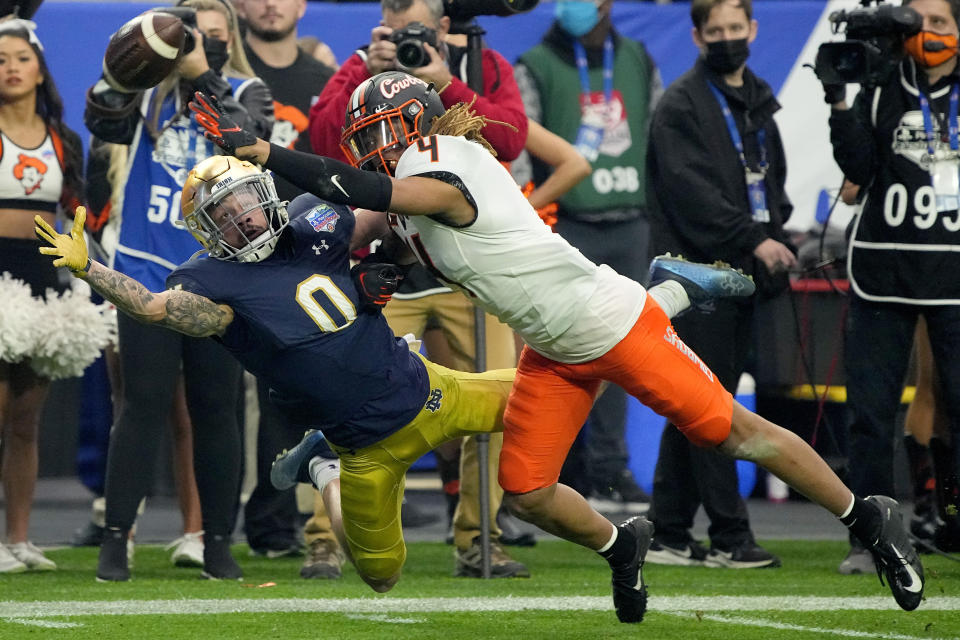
top-left (35, 206), bottom-right (91, 276)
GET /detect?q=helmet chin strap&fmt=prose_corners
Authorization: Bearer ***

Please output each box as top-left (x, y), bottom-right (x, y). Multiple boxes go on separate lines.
top-left (237, 228), bottom-right (279, 263)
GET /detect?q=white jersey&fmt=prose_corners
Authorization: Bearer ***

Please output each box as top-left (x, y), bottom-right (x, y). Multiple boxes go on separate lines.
top-left (391, 135), bottom-right (646, 364)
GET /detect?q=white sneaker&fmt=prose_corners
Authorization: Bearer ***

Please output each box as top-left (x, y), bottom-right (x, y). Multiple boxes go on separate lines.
top-left (166, 531), bottom-right (204, 568)
top-left (7, 541), bottom-right (56, 571)
top-left (0, 544), bottom-right (27, 573)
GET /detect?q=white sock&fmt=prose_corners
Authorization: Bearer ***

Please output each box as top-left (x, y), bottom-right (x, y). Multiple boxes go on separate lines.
top-left (308, 457), bottom-right (341, 494)
top-left (648, 280), bottom-right (690, 319)
top-left (596, 523), bottom-right (618, 553)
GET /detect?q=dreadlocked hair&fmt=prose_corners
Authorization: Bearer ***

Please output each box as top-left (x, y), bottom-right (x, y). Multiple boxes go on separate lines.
top-left (426, 97), bottom-right (517, 158)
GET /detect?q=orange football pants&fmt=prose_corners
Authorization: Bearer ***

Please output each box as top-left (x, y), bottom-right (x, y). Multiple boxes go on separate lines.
top-left (499, 295), bottom-right (733, 494)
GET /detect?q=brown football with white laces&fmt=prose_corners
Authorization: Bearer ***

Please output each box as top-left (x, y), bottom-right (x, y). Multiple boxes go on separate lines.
top-left (102, 12), bottom-right (185, 93)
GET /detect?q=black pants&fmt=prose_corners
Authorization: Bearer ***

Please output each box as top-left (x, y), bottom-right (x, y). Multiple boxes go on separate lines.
top-left (554, 215), bottom-right (649, 490)
top-left (243, 378), bottom-right (307, 551)
top-left (104, 314), bottom-right (243, 537)
top-left (647, 298), bottom-right (755, 549)
top-left (845, 297), bottom-right (960, 503)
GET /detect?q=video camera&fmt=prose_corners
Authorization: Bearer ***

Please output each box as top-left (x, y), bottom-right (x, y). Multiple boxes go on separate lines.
top-left (813, 0), bottom-right (921, 87)
top-left (388, 0), bottom-right (539, 68)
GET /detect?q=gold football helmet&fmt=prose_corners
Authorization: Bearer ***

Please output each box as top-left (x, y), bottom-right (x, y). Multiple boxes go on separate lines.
top-left (181, 156), bottom-right (287, 262)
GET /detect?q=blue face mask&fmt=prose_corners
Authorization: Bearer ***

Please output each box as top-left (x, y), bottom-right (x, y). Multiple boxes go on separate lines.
top-left (555, 1), bottom-right (599, 38)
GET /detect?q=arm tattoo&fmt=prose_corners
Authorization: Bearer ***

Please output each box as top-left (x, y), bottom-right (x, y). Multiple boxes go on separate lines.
top-left (84, 263), bottom-right (231, 337)
top-left (162, 290), bottom-right (232, 337)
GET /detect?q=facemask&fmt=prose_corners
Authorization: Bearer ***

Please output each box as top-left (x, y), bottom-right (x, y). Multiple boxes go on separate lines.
top-left (555, 1), bottom-right (599, 38)
top-left (703, 38), bottom-right (750, 74)
top-left (203, 36), bottom-right (229, 74)
top-left (904, 30), bottom-right (959, 68)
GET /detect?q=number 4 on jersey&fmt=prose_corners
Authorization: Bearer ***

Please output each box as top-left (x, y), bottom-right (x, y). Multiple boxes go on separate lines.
top-left (416, 136), bottom-right (439, 162)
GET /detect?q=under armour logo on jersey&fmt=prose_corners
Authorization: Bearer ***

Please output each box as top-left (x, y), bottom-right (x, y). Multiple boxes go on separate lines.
top-left (425, 388), bottom-right (443, 412)
top-left (312, 240), bottom-right (329, 254)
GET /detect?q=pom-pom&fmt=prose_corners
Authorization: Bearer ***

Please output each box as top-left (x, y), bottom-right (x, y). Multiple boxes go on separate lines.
top-left (29, 286), bottom-right (117, 380)
top-left (0, 272), bottom-right (44, 363)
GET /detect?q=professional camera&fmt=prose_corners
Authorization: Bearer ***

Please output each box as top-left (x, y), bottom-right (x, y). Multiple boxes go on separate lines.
top-left (389, 1), bottom-right (539, 68)
top-left (155, 6), bottom-right (200, 53)
top-left (814, 1), bottom-right (921, 87)
top-left (389, 21), bottom-right (439, 69)
top-left (443, 0), bottom-right (539, 21)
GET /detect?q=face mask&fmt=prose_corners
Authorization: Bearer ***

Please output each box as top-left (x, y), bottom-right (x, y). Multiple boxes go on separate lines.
top-left (904, 30), bottom-right (958, 68)
top-left (555, 1), bottom-right (599, 38)
top-left (703, 38), bottom-right (750, 74)
top-left (203, 36), bottom-right (229, 73)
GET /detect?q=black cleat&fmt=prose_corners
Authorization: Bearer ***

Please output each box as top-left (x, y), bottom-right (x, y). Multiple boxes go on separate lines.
top-left (271, 429), bottom-right (331, 491)
top-left (201, 534), bottom-right (242, 580)
top-left (96, 528), bottom-right (130, 582)
top-left (610, 516), bottom-right (654, 623)
top-left (863, 495), bottom-right (925, 611)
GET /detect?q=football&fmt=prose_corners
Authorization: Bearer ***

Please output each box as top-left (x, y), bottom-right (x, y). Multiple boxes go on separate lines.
top-left (102, 12), bottom-right (186, 93)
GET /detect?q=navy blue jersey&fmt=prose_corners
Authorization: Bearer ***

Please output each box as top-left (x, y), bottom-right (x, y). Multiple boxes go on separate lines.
top-left (167, 195), bottom-right (428, 449)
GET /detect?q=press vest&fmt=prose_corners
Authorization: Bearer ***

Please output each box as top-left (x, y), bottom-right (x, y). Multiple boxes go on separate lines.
top-left (848, 65), bottom-right (960, 304)
top-left (519, 37), bottom-right (651, 213)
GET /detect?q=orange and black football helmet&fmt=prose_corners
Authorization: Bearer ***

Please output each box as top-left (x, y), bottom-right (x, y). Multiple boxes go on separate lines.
top-left (340, 71), bottom-right (445, 176)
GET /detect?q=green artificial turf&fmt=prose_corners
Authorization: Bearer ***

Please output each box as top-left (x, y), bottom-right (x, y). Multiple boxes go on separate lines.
top-left (0, 540), bottom-right (957, 639)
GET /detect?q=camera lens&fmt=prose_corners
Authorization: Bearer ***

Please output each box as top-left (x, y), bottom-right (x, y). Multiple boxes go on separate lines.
top-left (396, 40), bottom-right (427, 68)
top-left (835, 50), bottom-right (865, 82)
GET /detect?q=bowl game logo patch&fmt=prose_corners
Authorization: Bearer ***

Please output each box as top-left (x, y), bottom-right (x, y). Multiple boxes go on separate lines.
top-left (306, 204), bottom-right (339, 233)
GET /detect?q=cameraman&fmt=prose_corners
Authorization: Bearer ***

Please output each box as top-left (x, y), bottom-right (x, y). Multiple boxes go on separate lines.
top-left (306, 0), bottom-right (530, 580)
top-left (826, 0), bottom-right (960, 570)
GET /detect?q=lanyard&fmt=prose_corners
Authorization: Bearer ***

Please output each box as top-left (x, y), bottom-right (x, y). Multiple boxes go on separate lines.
top-left (918, 83), bottom-right (959, 158)
top-left (707, 82), bottom-right (766, 173)
top-left (573, 36), bottom-right (614, 105)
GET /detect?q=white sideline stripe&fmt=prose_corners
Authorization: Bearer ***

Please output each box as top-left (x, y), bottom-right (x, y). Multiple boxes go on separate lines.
top-left (667, 612), bottom-right (953, 640)
top-left (1, 596), bottom-right (959, 618)
top-left (344, 613), bottom-right (424, 624)
top-left (7, 618), bottom-right (81, 629)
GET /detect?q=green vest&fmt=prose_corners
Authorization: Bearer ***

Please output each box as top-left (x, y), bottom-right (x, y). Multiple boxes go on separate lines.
top-left (520, 37), bottom-right (652, 215)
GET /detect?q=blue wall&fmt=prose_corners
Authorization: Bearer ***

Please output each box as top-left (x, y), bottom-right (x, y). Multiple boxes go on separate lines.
top-left (37, 1), bottom-right (826, 152)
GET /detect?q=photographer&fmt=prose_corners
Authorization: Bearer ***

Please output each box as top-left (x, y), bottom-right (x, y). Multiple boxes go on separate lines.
top-left (83, 0), bottom-right (273, 582)
top-left (306, 0), bottom-right (530, 581)
top-left (308, 1), bottom-right (526, 161)
top-left (826, 0), bottom-right (960, 569)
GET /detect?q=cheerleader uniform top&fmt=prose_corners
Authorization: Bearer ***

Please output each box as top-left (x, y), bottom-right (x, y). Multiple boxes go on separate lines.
top-left (0, 129), bottom-right (65, 213)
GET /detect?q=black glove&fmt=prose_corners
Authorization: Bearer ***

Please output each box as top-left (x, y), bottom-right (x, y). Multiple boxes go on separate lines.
top-left (189, 91), bottom-right (257, 156)
top-left (822, 82), bottom-right (846, 105)
top-left (351, 261), bottom-right (403, 313)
